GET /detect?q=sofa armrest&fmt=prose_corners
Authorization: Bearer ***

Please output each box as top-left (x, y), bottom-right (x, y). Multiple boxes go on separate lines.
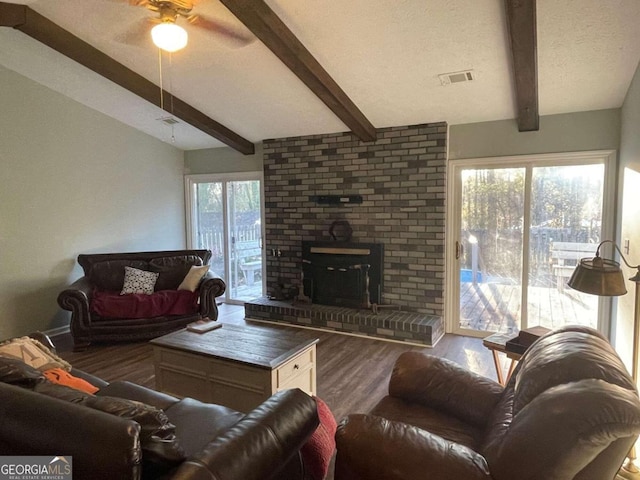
top-left (335, 414), bottom-right (492, 480)
top-left (389, 352), bottom-right (503, 428)
top-left (59, 275), bottom-right (94, 302)
top-left (0, 382), bottom-right (141, 480)
top-left (57, 276), bottom-right (94, 340)
top-left (170, 389), bottom-right (318, 480)
top-left (199, 274), bottom-right (226, 320)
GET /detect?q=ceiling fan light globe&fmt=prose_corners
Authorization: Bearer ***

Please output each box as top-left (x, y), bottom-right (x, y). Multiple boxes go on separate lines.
top-left (151, 23), bottom-right (188, 52)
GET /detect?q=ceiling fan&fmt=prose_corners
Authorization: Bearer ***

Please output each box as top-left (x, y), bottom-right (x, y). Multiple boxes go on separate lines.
top-left (116, 0), bottom-right (254, 52)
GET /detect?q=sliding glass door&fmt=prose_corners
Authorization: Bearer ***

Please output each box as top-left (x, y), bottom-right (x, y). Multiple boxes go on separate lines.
top-left (458, 167), bottom-right (525, 333)
top-left (185, 172), bottom-right (264, 304)
top-left (447, 151), bottom-right (616, 337)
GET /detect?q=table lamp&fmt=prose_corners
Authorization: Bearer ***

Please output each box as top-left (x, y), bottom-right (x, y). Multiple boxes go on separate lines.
top-left (567, 239), bottom-right (640, 479)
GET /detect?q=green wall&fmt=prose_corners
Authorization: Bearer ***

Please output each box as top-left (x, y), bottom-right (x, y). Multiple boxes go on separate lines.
top-left (449, 109), bottom-right (621, 160)
top-left (617, 60), bottom-right (640, 371)
top-left (0, 66), bottom-right (186, 339)
top-left (184, 143), bottom-right (263, 174)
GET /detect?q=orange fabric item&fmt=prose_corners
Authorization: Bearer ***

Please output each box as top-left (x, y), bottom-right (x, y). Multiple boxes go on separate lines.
top-left (43, 368), bottom-right (99, 394)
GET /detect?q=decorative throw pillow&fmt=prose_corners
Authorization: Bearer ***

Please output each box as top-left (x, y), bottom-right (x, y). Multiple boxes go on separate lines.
top-left (120, 266), bottom-right (159, 295)
top-left (301, 397), bottom-right (338, 480)
top-left (0, 336), bottom-right (72, 372)
top-left (177, 265), bottom-right (209, 292)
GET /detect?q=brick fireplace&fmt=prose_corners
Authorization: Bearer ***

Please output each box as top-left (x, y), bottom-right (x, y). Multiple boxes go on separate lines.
top-left (301, 241), bottom-right (384, 309)
top-left (245, 121), bottom-right (447, 345)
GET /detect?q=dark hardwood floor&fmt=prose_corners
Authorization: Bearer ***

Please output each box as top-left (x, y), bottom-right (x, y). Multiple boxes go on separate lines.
top-left (53, 304), bottom-right (499, 479)
top-left (54, 304), bottom-right (498, 421)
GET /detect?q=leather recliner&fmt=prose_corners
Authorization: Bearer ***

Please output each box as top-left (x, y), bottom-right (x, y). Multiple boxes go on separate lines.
top-left (335, 326), bottom-right (640, 480)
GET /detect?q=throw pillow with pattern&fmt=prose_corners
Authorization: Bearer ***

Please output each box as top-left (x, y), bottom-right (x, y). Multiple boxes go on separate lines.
top-left (120, 266), bottom-right (159, 295)
top-left (0, 337), bottom-right (72, 372)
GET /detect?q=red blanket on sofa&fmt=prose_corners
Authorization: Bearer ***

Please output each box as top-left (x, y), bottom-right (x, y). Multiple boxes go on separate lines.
top-left (91, 290), bottom-right (199, 319)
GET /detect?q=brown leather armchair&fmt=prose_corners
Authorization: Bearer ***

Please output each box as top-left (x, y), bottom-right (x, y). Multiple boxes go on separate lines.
top-left (58, 250), bottom-right (225, 349)
top-left (335, 326), bottom-right (640, 480)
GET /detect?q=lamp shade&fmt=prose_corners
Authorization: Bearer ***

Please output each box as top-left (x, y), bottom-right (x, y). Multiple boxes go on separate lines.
top-left (151, 23), bottom-right (188, 52)
top-left (567, 256), bottom-right (627, 296)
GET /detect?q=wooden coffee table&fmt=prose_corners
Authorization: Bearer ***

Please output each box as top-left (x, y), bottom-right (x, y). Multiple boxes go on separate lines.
top-left (150, 323), bottom-right (318, 412)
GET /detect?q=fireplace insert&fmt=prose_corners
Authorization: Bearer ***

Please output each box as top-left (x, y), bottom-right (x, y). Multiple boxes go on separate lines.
top-left (301, 241), bottom-right (383, 308)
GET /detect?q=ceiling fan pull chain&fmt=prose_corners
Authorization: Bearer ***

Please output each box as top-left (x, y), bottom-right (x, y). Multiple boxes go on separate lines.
top-left (158, 48), bottom-right (164, 112)
top-left (169, 52), bottom-right (176, 143)
top-left (169, 52), bottom-right (175, 116)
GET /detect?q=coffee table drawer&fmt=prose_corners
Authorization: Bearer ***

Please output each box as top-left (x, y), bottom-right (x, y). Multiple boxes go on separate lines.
top-left (278, 367), bottom-right (314, 395)
top-left (278, 347), bottom-right (314, 386)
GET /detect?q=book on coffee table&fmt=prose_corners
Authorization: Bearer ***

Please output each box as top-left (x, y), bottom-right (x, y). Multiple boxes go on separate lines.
top-left (187, 319), bottom-right (222, 333)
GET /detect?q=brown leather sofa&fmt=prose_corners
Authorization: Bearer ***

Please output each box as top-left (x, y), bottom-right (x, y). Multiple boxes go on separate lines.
top-left (0, 335), bottom-right (319, 480)
top-left (58, 250), bottom-right (225, 349)
top-left (335, 326), bottom-right (640, 480)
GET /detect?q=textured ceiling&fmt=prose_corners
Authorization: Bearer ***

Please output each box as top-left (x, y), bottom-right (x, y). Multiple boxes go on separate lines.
top-left (1, 0), bottom-right (639, 151)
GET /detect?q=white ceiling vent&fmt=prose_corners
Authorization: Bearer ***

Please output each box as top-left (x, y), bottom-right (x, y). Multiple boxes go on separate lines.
top-left (158, 116), bottom-right (179, 126)
top-left (438, 70), bottom-right (475, 86)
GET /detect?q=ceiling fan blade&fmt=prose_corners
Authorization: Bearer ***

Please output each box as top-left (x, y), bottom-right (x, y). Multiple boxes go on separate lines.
top-left (115, 16), bottom-right (158, 47)
top-left (187, 14), bottom-right (255, 47)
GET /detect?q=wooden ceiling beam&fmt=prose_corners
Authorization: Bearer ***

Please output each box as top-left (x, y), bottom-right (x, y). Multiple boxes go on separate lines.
top-left (0, 2), bottom-right (255, 154)
top-left (220, 0), bottom-right (377, 142)
top-left (504, 0), bottom-right (539, 131)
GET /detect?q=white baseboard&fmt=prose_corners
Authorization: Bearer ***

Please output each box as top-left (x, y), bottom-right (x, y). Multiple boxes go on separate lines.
top-left (42, 325), bottom-right (70, 338)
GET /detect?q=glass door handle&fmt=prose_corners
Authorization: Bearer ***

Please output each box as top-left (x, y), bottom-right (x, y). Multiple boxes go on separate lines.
top-left (455, 241), bottom-right (464, 259)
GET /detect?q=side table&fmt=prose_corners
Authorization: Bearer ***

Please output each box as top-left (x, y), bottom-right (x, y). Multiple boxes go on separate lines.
top-left (482, 332), bottom-right (522, 386)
